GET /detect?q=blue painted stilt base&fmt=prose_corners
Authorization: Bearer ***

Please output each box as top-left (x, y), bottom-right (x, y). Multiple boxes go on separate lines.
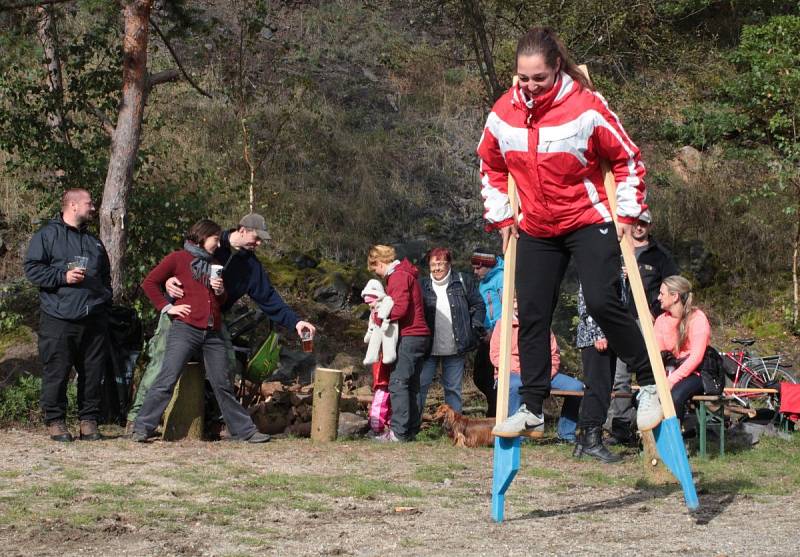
top-left (654, 416), bottom-right (700, 510)
top-left (491, 436), bottom-right (521, 522)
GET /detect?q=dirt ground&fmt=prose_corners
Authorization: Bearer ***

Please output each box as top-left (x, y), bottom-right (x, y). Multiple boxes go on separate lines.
top-left (0, 426), bottom-right (798, 557)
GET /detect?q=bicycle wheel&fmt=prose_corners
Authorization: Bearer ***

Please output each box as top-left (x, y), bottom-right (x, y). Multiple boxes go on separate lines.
top-left (738, 366), bottom-right (797, 410)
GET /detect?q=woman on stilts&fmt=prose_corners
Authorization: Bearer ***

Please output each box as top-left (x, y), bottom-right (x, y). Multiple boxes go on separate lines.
top-left (479, 27), bottom-right (662, 461)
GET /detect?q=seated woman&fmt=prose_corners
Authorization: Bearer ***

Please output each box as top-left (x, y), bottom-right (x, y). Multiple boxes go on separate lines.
top-left (489, 297), bottom-right (582, 442)
top-left (654, 275), bottom-right (710, 424)
top-left (132, 219), bottom-right (269, 443)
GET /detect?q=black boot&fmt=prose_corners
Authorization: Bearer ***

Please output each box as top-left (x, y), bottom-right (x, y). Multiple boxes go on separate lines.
top-left (573, 427), bottom-right (622, 464)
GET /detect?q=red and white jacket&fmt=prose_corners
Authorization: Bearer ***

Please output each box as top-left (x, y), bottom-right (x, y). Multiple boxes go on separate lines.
top-left (477, 72), bottom-right (647, 237)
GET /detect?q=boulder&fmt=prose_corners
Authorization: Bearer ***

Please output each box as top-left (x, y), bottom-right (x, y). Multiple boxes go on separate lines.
top-left (312, 273), bottom-right (350, 310)
top-left (330, 352), bottom-right (360, 377)
top-left (271, 347), bottom-right (315, 385)
top-left (669, 146), bottom-right (702, 182)
top-left (337, 412), bottom-right (369, 437)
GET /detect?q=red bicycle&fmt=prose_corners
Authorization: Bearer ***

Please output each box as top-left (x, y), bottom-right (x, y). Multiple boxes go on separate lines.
top-left (721, 338), bottom-right (797, 409)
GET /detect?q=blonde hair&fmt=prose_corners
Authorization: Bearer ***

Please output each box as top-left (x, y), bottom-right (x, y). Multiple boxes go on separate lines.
top-left (662, 275), bottom-right (695, 350)
top-left (367, 245), bottom-right (396, 271)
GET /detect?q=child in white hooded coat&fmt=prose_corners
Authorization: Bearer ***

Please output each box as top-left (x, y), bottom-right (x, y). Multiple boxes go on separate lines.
top-left (361, 279), bottom-right (398, 434)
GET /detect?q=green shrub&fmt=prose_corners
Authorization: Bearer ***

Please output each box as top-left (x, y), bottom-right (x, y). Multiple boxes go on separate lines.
top-left (0, 375), bottom-right (78, 425)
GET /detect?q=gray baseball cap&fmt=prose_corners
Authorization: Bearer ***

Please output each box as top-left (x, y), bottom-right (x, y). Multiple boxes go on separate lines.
top-left (239, 213), bottom-right (272, 240)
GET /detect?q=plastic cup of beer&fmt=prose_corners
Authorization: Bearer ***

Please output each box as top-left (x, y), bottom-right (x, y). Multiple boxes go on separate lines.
top-left (301, 330), bottom-right (314, 353)
top-left (210, 264), bottom-right (224, 279)
top-left (68, 255), bottom-right (89, 270)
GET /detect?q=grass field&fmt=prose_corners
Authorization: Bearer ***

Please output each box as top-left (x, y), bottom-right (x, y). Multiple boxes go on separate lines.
top-left (0, 425), bottom-right (798, 556)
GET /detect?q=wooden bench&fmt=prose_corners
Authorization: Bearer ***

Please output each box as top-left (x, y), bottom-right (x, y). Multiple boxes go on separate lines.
top-left (549, 389), bottom-right (764, 458)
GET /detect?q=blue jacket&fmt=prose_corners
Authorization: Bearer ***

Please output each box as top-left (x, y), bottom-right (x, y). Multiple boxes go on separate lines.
top-left (24, 215), bottom-right (112, 320)
top-left (215, 230), bottom-right (300, 330)
top-left (420, 270), bottom-right (485, 355)
top-left (478, 257), bottom-right (504, 331)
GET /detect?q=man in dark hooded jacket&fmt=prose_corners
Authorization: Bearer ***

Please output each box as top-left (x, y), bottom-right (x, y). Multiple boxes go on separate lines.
top-left (24, 189), bottom-right (112, 442)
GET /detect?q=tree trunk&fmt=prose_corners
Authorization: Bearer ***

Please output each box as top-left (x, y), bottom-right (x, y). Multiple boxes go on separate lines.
top-left (310, 368), bottom-right (343, 442)
top-left (35, 5), bottom-right (69, 145)
top-left (100, 0), bottom-right (153, 301)
top-left (793, 182), bottom-right (799, 330)
top-left (461, 0), bottom-right (503, 101)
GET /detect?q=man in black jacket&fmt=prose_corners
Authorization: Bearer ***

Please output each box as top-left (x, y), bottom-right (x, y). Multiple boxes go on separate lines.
top-left (607, 211), bottom-right (679, 443)
top-left (24, 189), bottom-right (113, 442)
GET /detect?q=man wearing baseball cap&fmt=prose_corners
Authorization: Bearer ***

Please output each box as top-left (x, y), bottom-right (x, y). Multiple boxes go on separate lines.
top-left (127, 213), bottom-right (316, 435)
top-left (606, 210), bottom-right (679, 444)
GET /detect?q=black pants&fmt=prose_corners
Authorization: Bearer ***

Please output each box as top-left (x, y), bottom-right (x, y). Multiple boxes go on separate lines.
top-left (671, 374), bottom-right (704, 422)
top-left (516, 225), bottom-right (654, 415)
top-left (472, 340), bottom-right (497, 417)
top-left (579, 345), bottom-right (618, 429)
top-left (38, 311), bottom-right (108, 424)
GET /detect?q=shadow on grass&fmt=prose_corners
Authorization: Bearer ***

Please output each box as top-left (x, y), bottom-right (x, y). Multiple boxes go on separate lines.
top-left (509, 476), bottom-right (753, 524)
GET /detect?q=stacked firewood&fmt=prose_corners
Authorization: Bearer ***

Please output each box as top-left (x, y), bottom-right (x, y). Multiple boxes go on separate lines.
top-left (238, 379), bottom-right (365, 437)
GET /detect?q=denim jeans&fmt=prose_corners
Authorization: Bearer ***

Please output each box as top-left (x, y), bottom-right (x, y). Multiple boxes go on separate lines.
top-left (418, 354), bottom-right (466, 414)
top-left (134, 320), bottom-right (257, 439)
top-left (508, 372), bottom-right (583, 441)
top-left (550, 373), bottom-right (583, 441)
top-left (389, 335), bottom-right (429, 440)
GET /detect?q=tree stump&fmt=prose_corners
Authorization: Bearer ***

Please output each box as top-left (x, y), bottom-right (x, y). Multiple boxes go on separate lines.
top-left (162, 361), bottom-right (204, 441)
top-left (311, 367), bottom-right (343, 442)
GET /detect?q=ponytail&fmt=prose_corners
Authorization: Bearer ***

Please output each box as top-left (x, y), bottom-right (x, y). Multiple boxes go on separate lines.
top-left (663, 275), bottom-right (695, 350)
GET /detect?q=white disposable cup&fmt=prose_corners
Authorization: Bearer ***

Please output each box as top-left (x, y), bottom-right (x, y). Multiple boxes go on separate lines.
top-left (210, 264), bottom-right (224, 279)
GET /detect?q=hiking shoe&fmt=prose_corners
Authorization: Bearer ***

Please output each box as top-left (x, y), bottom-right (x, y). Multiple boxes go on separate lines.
top-left (47, 420), bottom-right (73, 443)
top-left (245, 431), bottom-right (271, 444)
top-left (492, 404), bottom-right (544, 438)
top-left (372, 429), bottom-right (401, 443)
top-left (79, 420), bottom-right (102, 441)
top-left (131, 430), bottom-right (156, 443)
top-left (636, 385), bottom-right (663, 431)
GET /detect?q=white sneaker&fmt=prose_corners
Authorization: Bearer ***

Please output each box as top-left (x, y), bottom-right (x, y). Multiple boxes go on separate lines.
top-left (372, 429), bottom-right (400, 443)
top-left (492, 404), bottom-right (544, 438)
top-left (636, 385), bottom-right (663, 431)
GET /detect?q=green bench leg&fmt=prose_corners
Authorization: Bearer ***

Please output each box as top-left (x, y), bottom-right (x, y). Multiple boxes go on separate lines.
top-left (697, 401), bottom-right (707, 458)
top-left (717, 400), bottom-right (725, 457)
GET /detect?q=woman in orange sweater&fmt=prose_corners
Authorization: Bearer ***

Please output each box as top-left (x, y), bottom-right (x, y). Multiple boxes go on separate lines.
top-left (654, 275), bottom-right (710, 423)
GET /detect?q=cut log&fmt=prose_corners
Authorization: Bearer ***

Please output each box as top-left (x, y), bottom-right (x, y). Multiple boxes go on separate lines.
top-left (162, 361), bottom-right (204, 441)
top-left (311, 367), bottom-right (343, 442)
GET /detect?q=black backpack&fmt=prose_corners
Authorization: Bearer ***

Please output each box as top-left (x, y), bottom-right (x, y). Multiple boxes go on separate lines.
top-left (661, 346), bottom-right (725, 396)
top-left (698, 346), bottom-right (725, 396)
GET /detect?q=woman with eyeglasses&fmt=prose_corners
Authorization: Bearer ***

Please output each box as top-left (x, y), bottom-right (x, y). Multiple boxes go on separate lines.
top-left (479, 27), bottom-right (662, 445)
top-left (417, 248), bottom-right (486, 416)
top-left (655, 276), bottom-right (710, 424)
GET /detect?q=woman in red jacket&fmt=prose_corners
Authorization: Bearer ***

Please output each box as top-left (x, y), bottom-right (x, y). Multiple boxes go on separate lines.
top-left (132, 219), bottom-right (269, 443)
top-left (367, 244), bottom-right (431, 442)
top-left (655, 276), bottom-right (710, 423)
top-left (482, 28), bottom-right (661, 450)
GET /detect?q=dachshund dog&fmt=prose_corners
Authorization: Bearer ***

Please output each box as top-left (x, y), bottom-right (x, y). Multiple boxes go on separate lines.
top-left (431, 404), bottom-right (495, 448)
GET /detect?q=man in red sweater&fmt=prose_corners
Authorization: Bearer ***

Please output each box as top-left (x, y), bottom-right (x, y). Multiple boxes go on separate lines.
top-left (367, 245), bottom-right (430, 442)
